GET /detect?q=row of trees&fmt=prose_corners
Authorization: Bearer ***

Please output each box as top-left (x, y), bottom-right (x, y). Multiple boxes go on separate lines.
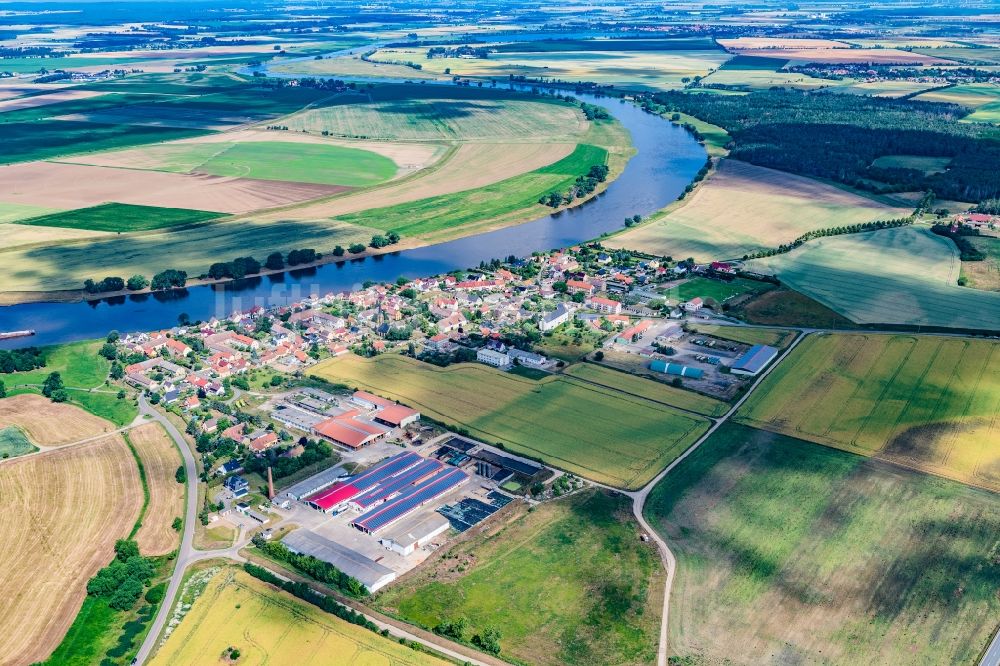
top-left (742, 217), bottom-right (915, 260)
top-left (931, 223), bottom-right (987, 261)
top-left (0, 347), bottom-right (44, 374)
top-left (539, 164), bottom-right (610, 208)
top-left (251, 535), bottom-right (367, 598)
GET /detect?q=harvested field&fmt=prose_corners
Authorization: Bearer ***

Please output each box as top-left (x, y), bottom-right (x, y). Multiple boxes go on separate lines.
top-left (747, 226), bottom-right (1000, 329)
top-left (645, 423), bottom-right (1000, 666)
top-left (283, 86), bottom-right (587, 142)
top-left (0, 220), bottom-right (108, 250)
top-left (0, 201), bottom-right (61, 224)
top-left (150, 567), bottom-right (448, 666)
top-left (251, 140), bottom-right (577, 224)
top-left (377, 490), bottom-right (664, 666)
top-left (0, 394), bottom-right (115, 447)
top-left (129, 423), bottom-right (184, 556)
top-left (312, 354), bottom-right (710, 489)
top-left (607, 160), bottom-right (909, 261)
top-left (0, 161), bottom-right (346, 214)
top-left (736, 333), bottom-right (1000, 491)
top-left (0, 435), bottom-right (142, 665)
top-left (719, 37), bottom-right (852, 50)
top-left (731, 47), bottom-right (955, 65)
top-left (0, 89), bottom-right (105, 112)
top-left (561, 362), bottom-right (729, 416)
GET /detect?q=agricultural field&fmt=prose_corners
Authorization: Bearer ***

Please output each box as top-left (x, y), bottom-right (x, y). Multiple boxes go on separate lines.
top-left (0, 425), bottom-right (37, 458)
top-left (284, 85), bottom-right (587, 142)
top-left (0, 435), bottom-right (142, 665)
top-left (686, 324), bottom-right (798, 349)
top-left (377, 489), bottom-right (663, 666)
top-left (732, 287), bottom-right (860, 329)
top-left (961, 236), bottom-right (1000, 291)
top-left (871, 154), bottom-right (952, 174)
top-left (718, 38), bottom-right (955, 65)
top-left (370, 44), bottom-right (732, 91)
top-left (607, 160), bottom-right (910, 261)
top-left (913, 83), bottom-right (1000, 123)
top-left (0, 201), bottom-right (62, 223)
top-left (561, 362), bottom-right (729, 416)
top-left (0, 394), bottom-right (116, 447)
top-left (149, 566), bottom-right (449, 666)
top-left (337, 143), bottom-right (608, 240)
top-left (736, 333), bottom-right (1000, 491)
top-left (129, 423), bottom-right (184, 556)
top-left (910, 47), bottom-right (1000, 65)
top-left (747, 225), bottom-right (1000, 329)
top-left (644, 423), bottom-right (1000, 665)
top-left (824, 80), bottom-right (939, 98)
top-left (18, 203), bottom-right (223, 233)
top-left (312, 354), bottom-right (711, 489)
top-left (700, 56), bottom-right (837, 90)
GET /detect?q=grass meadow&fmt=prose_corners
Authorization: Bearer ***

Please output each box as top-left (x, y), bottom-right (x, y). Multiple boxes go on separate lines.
top-left (748, 226), bottom-right (1000, 329)
top-left (376, 490), bottom-right (663, 666)
top-left (736, 333), bottom-right (1000, 491)
top-left (0, 426), bottom-right (37, 458)
top-left (17, 203), bottom-right (223, 233)
top-left (645, 423), bottom-right (1000, 665)
top-left (607, 160), bottom-right (909, 262)
top-left (686, 323), bottom-right (798, 349)
top-left (962, 235), bottom-right (1000, 291)
top-left (312, 354), bottom-right (711, 489)
top-left (3, 339), bottom-right (137, 426)
top-left (671, 276), bottom-right (767, 303)
top-left (150, 567), bottom-right (448, 666)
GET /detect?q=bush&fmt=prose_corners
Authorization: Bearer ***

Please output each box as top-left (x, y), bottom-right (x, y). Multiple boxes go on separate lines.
top-left (348, 243), bottom-right (366, 254)
top-left (126, 274), bottom-right (148, 291)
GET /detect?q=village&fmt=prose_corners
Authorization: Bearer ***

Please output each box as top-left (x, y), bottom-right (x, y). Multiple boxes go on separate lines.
top-left (111, 243), bottom-right (786, 592)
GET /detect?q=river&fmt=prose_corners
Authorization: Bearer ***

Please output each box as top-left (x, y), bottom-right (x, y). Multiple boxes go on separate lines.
top-left (0, 62), bottom-right (705, 349)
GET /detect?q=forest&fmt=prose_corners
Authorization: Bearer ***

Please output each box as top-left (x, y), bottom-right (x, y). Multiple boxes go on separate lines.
top-left (651, 89), bottom-right (1000, 203)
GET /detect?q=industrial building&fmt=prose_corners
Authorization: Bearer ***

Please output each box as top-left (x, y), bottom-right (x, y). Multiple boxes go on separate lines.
top-left (280, 464), bottom-right (346, 501)
top-left (378, 513), bottom-right (451, 556)
top-left (730, 344), bottom-right (780, 376)
top-left (282, 529), bottom-right (397, 592)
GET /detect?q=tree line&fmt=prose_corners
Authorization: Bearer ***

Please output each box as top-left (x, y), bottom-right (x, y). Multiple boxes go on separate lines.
top-left (0, 347), bottom-right (44, 374)
top-left (742, 217), bottom-right (915, 260)
top-left (539, 164), bottom-right (610, 208)
top-left (251, 534), bottom-right (367, 598)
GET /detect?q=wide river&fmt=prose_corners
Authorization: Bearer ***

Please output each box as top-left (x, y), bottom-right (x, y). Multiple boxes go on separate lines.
top-left (0, 69), bottom-right (705, 349)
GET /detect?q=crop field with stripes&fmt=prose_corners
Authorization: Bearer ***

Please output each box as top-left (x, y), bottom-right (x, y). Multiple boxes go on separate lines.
top-left (312, 354), bottom-right (711, 489)
top-left (735, 333), bottom-right (1000, 491)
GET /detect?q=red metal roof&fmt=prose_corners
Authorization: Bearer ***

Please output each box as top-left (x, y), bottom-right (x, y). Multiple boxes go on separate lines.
top-left (308, 482), bottom-right (360, 510)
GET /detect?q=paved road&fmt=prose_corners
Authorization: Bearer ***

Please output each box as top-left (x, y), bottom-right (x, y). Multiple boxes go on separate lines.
top-left (981, 628), bottom-right (1000, 666)
top-left (133, 396), bottom-right (200, 665)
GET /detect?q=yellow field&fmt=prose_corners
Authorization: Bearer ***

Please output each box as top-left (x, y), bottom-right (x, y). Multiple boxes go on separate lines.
top-left (150, 567), bottom-right (448, 666)
top-left (130, 423), bottom-right (184, 556)
top-left (607, 160), bottom-right (910, 261)
top-left (0, 435), bottom-right (142, 664)
top-left (736, 333), bottom-right (1000, 491)
top-left (0, 394), bottom-right (116, 447)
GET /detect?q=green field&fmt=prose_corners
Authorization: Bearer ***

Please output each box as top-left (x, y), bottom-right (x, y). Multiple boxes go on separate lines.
top-left (312, 354), bottom-right (711, 489)
top-left (377, 490), bottom-right (663, 666)
top-left (686, 323), bottom-right (797, 348)
top-left (671, 276), bottom-right (766, 303)
top-left (748, 225), bottom-right (1000, 329)
top-left (179, 141), bottom-right (395, 186)
top-left (736, 333), bottom-right (1000, 491)
top-left (644, 422), bottom-right (1000, 665)
top-left (285, 84), bottom-right (587, 142)
top-left (871, 154), bottom-right (952, 174)
top-left (562, 362), bottom-right (728, 416)
top-left (4, 340), bottom-right (137, 426)
top-left (17, 203), bottom-right (224, 233)
top-left (338, 143), bottom-right (607, 239)
top-left (0, 426), bottom-right (37, 458)
top-left (914, 83), bottom-right (1000, 123)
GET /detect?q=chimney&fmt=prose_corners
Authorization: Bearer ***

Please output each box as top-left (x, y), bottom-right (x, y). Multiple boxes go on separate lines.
top-left (267, 466), bottom-right (275, 500)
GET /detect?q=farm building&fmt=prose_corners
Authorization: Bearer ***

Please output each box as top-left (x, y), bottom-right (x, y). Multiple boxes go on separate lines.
top-left (280, 464), bottom-right (346, 501)
top-left (312, 411), bottom-right (390, 449)
top-left (730, 344), bottom-right (779, 376)
top-left (282, 529), bottom-right (397, 592)
top-left (352, 391), bottom-right (421, 427)
top-left (650, 360), bottom-right (704, 379)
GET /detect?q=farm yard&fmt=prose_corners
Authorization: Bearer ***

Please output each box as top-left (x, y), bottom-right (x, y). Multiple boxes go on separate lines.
top-left (607, 160), bottom-right (910, 261)
top-left (0, 435), bottom-right (143, 665)
top-left (736, 333), bottom-right (1000, 491)
top-left (747, 226), bottom-right (1000, 329)
top-left (149, 567), bottom-right (449, 666)
top-left (644, 423), bottom-right (1000, 666)
top-left (129, 423), bottom-right (184, 556)
top-left (312, 354), bottom-right (711, 489)
top-left (377, 490), bottom-right (663, 666)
